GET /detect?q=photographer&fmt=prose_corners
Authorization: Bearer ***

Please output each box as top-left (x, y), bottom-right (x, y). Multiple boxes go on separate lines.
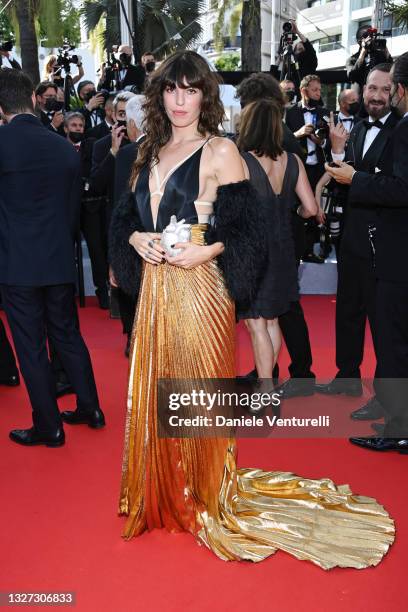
top-left (278, 20), bottom-right (318, 88)
top-left (35, 81), bottom-right (65, 136)
top-left (86, 93), bottom-right (115, 140)
top-left (98, 45), bottom-right (145, 93)
top-left (76, 80), bottom-right (106, 131)
top-left (347, 25), bottom-right (392, 88)
top-left (42, 53), bottom-right (84, 88)
top-left (0, 41), bottom-right (21, 71)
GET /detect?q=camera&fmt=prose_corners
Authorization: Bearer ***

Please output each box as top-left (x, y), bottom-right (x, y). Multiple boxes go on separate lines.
top-left (281, 22), bottom-right (298, 47)
top-left (56, 40), bottom-right (79, 75)
top-left (0, 39), bottom-right (14, 53)
top-left (314, 115), bottom-right (330, 141)
top-left (44, 98), bottom-right (65, 114)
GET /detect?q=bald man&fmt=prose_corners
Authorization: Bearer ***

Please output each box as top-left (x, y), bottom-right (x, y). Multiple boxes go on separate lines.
top-left (98, 45), bottom-right (145, 93)
top-left (335, 89), bottom-right (361, 133)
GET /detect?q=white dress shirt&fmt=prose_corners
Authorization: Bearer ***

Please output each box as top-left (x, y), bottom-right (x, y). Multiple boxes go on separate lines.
top-left (337, 111), bottom-right (355, 133)
top-left (332, 112), bottom-right (391, 162)
top-left (302, 103), bottom-right (318, 165)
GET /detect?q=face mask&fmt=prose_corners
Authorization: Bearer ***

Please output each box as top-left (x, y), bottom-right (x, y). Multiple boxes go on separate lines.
top-left (69, 131), bottom-right (84, 144)
top-left (286, 90), bottom-right (296, 102)
top-left (119, 53), bottom-right (131, 66)
top-left (145, 61), bottom-right (156, 73)
top-left (348, 101), bottom-right (360, 116)
top-left (116, 119), bottom-right (127, 129)
top-left (44, 97), bottom-right (58, 112)
top-left (307, 98), bottom-right (319, 108)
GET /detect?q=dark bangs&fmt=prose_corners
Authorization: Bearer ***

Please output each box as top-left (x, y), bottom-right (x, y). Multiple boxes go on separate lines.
top-left (160, 53), bottom-right (207, 93)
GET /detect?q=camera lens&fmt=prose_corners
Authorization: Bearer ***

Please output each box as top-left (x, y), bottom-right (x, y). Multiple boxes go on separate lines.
top-left (282, 22), bottom-right (292, 33)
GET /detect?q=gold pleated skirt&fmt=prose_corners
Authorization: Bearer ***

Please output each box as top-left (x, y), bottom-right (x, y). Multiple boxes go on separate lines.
top-left (119, 225), bottom-right (395, 569)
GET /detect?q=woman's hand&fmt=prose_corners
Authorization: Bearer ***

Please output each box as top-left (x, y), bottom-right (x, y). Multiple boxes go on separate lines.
top-left (109, 265), bottom-right (118, 287)
top-left (166, 242), bottom-right (222, 269)
top-left (129, 231), bottom-right (165, 264)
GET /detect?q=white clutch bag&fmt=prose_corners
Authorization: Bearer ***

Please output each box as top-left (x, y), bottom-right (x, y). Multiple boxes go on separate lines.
top-left (160, 215), bottom-right (192, 257)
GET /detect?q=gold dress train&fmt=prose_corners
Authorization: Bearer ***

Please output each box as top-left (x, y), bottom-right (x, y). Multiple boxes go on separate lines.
top-left (118, 225), bottom-right (394, 569)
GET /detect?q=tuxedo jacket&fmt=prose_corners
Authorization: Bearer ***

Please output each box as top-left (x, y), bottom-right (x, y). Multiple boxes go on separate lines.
top-left (86, 121), bottom-right (111, 141)
top-left (98, 64), bottom-right (145, 93)
top-left (340, 111), bottom-right (400, 260)
top-left (0, 114), bottom-right (81, 286)
top-left (114, 141), bottom-right (140, 207)
top-left (349, 115), bottom-right (408, 282)
top-left (39, 109), bottom-right (65, 137)
top-left (285, 102), bottom-right (329, 166)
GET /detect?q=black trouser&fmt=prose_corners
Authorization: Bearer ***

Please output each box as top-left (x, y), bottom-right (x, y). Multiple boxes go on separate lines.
top-left (48, 300), bottom-right (80, 386)
top-left (335, 250), bottom-right (377, 378)
top-left (0, 317), bottom-right (18, 378)
top-left (118, 289), bottom-right (137, 336)
top-left (278, 300), bottom-right (315, 379)
top-left (1, 284), bottom-right (100, 434)
top-left (304, 163), bottom-right (325, 257)
top-left (81, 198), bottom-right (108, 291)
top-left (374, 280), bottom-right (408, 437)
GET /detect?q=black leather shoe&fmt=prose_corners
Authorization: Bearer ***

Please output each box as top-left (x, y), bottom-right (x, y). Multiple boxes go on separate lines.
top-left (349, 436), bottom-right (408, 454)
top-left (350, 396), bottom-right (384, 421)
top-left (302, 253), bottom-right (325, 264)
top-left (371, 422), bottom-right (385, 435)
top-left (96, 287), bottom-right (109, 310)
top-left (275, 378), bottom-right (315, 399)
top-left (56, 381), bottom-right (75, 398)
top-left (315, 378), bottom-right (363, 397)
top-left (9, 426), bottom-right (65, 447)
top-left (125, 335), bottom-right (131, 358)
top-left (61, 407), bottom-right (105, 429)
top-left (0, 372), bottom-right (20, 386)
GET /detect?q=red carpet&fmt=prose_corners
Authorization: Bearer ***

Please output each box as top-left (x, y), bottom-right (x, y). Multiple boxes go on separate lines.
top-left (1, 296), bottom-right (406, 611)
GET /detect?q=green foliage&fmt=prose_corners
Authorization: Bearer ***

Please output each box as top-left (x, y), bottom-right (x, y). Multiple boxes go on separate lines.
top-left (386, 1), bottom-right (408, 30)
top-left (0, 2), bottom-right (15, 39)
top-left (38, 0), bottom-right (81, 47)
top-left (81, 0), bottom-right (120, 54)
top-left (213, 0), bottom-right (242, 52)
top-left (214, 51), bottom-right (240, 71)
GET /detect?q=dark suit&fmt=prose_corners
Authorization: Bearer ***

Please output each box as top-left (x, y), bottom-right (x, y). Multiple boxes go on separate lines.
top-left (77, 106), bottom-right (105, 132)
top-left (99, 64), bottom-right (145, 93)
top-left (112, 141), bottom-right (141, 336)
top-left (348, 115), bottom-right (408, 436)
top-left (91, 133), bottom-right (129, 220)
top-left (334, 112), bottom-right (399, 380)
top-left (86, 120), bottom-right (111, 141)
top-left (39, 109), bottom-right (65, 137)
top-left (0, 114), bottom-right (101, 434)
top-left (0, 317), bottom-right (18, 379)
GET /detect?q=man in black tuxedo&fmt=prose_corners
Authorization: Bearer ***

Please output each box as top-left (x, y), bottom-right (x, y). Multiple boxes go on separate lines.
top-left (98, 45), bottom-right (145, 93)
top-left (86, 94), bottom-right (115, 140)
top-left (316, 64), bottom-right (399, 420)
top-left (112, 95), bottom-right (145, 356)
top-left (0, 69), bottom-right (105, 447)
top-left (76, 81), bottom-right (106, 132)
top-left (334, 89), bottom-right (361, 132)
top-left (35, 81), bottom-right (65, 136)
top-left (0, 47), bottom-right (21, 70)
top-left (285, 74), bottom-right (328, 263)
top-left (326, 53), bottom-right (408, 453)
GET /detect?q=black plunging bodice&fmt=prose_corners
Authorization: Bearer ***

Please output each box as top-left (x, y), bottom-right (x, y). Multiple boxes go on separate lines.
top-left (134, 145), bottom-right (205, 232)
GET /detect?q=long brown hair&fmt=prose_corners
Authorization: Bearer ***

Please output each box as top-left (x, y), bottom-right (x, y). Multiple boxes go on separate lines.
top-left (130, 51), bottom-right (225, 185)
top-left (237, 98), bottom-right (283, 160)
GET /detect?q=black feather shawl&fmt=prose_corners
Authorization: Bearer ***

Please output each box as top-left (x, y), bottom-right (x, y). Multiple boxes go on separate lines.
top-left (108, 180), bottom-right (267, 307)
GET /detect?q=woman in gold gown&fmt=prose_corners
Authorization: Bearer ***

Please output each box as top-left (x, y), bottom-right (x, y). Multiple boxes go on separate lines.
top-left (109, 51), bottom-right (394, 568)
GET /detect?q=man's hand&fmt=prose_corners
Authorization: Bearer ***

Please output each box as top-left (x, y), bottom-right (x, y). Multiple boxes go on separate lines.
top-left (328, 111), bottom-right (348, 154)
top-left (110, 124), bottom-right (126, 156)
top-left (310, 133), bottom-right (324, 146)
top-left (51, 111), bottom-right (64, 130)
top-left (86, 93), bottom-right (105, 111)
top-left (325, 161), bottom-right (355, 185)
top-left (295, 123), bottom-right (314, 139)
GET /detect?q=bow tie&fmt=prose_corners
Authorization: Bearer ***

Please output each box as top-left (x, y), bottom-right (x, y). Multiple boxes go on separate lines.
top-left (341, 117), bottom-right (353, 122)
top-left (364, 119), bottom-right (384, 130)
top-left (302, 107), bottom-right (317, 114)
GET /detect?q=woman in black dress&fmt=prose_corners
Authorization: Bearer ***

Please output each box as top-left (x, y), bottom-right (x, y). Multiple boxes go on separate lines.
top-left (237, 98), bottom-right (317, 383)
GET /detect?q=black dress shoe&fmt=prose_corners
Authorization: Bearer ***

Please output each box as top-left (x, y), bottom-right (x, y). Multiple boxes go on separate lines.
top-left (275, 378), bottom-right (315, 399)
top-left (350, 396), bottom-right (384, 421)
top-left (315, 378), bottom-right (363, 397)
top-left (61, 407), bottom-right (105, 429)
top-left (95, 287), bottom-right (109, 310)
top-left (55, 381), bottom-right (75, 398)
top-left (302, 253), bottom-right (325, 264)
top-left (9, 426), bottom-right (65, 447)
top-left (371, 422), bottom-right (385, 435)
top-left (349, 436), bottom-right (408, 454)
top-left (0, 372), bottom-right (20, 386)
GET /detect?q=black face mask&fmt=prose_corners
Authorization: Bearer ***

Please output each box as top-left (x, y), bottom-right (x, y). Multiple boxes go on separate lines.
top-left (116, 119), bottom-right (127, 129)
top-left (307, 98), bottom-right (319, 108)
top-left (119, 53), bottom-right (131, 66)
top-left (145, 61), bottom-right (156, 73)
top-left (286, 90), bottom-right (296, 102)
top-left (44, 97), bottom-right (62, 112)
top-left (348, 101), bottom-right (360, 116)
top-left (69, 131), bottom-right (85, 144)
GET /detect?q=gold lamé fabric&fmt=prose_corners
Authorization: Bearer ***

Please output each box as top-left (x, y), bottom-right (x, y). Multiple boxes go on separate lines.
top-left (119, 225), bottom-right (395, 569)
